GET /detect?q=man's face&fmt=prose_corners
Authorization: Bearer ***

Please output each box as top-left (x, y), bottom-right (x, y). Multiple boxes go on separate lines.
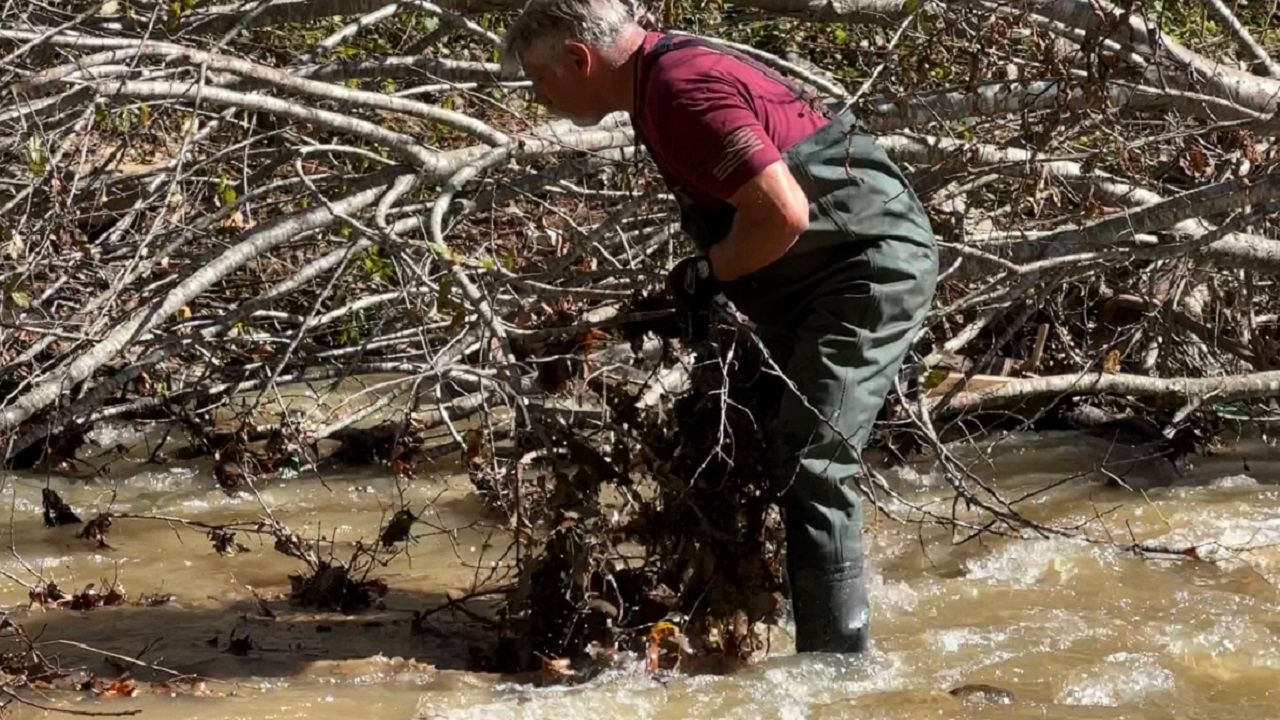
top-left (522, 43), bottom-right (607, 127)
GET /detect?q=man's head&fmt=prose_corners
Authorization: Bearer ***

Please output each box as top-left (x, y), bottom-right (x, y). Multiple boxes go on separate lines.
top-left (502, 0), bottom-right (645, 126)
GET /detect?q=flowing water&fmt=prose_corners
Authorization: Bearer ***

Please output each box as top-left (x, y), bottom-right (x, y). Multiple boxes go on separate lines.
top-left (3, 428), bottom-right (1280, 719)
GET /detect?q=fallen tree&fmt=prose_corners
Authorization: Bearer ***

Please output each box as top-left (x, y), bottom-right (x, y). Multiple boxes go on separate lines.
top-left (2, 0), bottom-right (1279, 676)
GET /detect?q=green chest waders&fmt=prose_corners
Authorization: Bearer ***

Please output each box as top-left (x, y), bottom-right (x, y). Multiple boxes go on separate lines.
top-left (638, 36), bottom-right (939, 654)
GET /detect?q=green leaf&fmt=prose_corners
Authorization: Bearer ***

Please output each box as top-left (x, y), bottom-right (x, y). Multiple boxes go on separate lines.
top-left (138, 103), bottom-right (151, 127)
top-left (3, 227), bottom-right (20, 260)
top-left (9, 290), bottom-right (30, 309)
top-left (25, 136), bottom-right (47, 177)
top-left (216, 176), bottom-right (237, 207)
top-left (903, 0), bottom-right (920, 14)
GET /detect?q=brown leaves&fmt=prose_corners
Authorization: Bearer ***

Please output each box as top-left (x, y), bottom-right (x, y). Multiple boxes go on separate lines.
top-left (391, 441), bottom-right (426, 481)
top-left (28, 581), bottom-right (67, 607)
top-left (208, 528), bottom-right (249, 556)
top-left (1178, 146), bottom-right (1215, 180)
top-left (29, 581), bottom-right (126, 611)
top-left (379, 509), bottom-right (416, 548)
top-left (41, 488), bottom-right (81, 527)
top-left (538, 655), bottom-right (576, 685)
top-left (67, 582), bottom-right (127, 611)
top-left (1102, 348), bottom-right (1123, 374)
top-left (77, 512), bottom-right (114, 549)
top-left (645, 619), bottom-right (688, 676)
top-left (92, 677), bottom-right (139, 699)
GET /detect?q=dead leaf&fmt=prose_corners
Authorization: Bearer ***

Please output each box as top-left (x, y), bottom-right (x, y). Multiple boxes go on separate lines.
top-left (1179, 146), bottom-right (1214, 179)
top-left (379, 509), bottom-right (416, 547)
top-left (539, 655), bottom-right (575, 685)
top-left (94, 678), bottom-right (138, 699)
top-left (68, 582), bottom-right (126, 611)
top-left (1102, 349), bottom-right (1122, 373)
top-left (646, 620), bottom-right (681, 675)
top-left (77, 513), bottom-right (114, 549)
top-left (41, 488), bottom-right (81, 527)
top-left (28, 581), bottom-right (67, 608)
top-left (222, 208), bottom-right (253, 230)
top-left (208, 528), bottom-right (249, 556)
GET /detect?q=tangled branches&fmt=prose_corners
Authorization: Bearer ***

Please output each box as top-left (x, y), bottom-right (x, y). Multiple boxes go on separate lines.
top-left (1, 0), bottom-right (1279, 677)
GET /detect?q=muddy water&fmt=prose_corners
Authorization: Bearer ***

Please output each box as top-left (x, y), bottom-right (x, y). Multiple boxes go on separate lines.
top-left (3, 430), bottom-right (1280, 719)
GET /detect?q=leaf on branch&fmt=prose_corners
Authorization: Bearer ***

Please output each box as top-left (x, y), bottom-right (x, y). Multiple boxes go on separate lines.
top-left (42, 488), bottom-right (81, 527)
top-left (1179, 147), bottom-right (1215, 180)
top-left (216, 176), bottom-right (238, 207)
top-left (68, 581), bottom-right (127, 611)
top-left (93, 677), bottom-right (139, 699)
top-left (539, 655), bottom-right (576, 685)
top-left (77, 513), bottom-right (114, 549)
top-left (29, 581), bottom-right (67, 607)
top-left (1102, 349), bottom-right (1123, 374)
top-left (209, 528), bottom-right (249, 556)
top-left (25, 136), bottom-right (47, 177)
top-left (379, 509), bottom-right (416, 547)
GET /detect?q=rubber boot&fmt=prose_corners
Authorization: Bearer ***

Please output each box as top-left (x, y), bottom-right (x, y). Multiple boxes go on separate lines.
top-left (788, 562), bottom-right (870, 654)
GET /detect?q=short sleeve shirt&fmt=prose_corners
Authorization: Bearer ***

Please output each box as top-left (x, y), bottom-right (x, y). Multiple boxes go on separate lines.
top-left (631, 32), bottom-right (830, 207)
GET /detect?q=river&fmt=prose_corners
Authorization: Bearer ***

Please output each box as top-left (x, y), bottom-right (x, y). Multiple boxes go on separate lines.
top-left (2, 429), bottom-right (1278, 718)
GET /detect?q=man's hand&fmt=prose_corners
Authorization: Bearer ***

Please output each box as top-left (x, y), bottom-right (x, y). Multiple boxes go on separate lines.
top-left (667, 255), bottom-right (720, 310)
top-left (708, 159), bottom-right (810, 282)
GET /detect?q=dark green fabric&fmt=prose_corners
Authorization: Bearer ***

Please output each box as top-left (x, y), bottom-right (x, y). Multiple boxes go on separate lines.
top-left (715, 108), bottom-right (938, 651)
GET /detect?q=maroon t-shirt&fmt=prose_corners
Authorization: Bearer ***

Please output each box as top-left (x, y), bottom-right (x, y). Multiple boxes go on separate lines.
top-left (632, 32), bottom-right (830, 206)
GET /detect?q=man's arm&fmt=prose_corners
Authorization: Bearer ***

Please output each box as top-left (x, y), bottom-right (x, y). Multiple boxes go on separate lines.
top-left (644, 71), bottom-right (813, 280)
top-left (707, 160), bottom-right (810, 282)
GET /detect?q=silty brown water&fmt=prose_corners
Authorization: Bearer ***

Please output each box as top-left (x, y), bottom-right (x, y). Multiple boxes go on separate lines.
top-left (2, 429), bottom-right (1279, 719)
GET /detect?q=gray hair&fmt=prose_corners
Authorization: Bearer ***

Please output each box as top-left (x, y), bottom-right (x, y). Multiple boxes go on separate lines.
top-left (502, 0), bottom-right (640, 69)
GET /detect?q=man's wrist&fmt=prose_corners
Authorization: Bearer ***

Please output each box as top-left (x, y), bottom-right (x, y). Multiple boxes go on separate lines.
top-left (707, 243), bottom-right (734, 282)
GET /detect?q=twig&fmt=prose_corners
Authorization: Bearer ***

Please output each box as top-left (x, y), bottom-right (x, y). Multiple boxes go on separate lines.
top-left (0, 688), bottom-right (141, 717)
top-left (1201, 0), bottom-right (1280, 78)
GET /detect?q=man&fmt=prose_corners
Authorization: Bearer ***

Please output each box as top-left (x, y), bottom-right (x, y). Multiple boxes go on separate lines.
top-left (502, 0), bottom-right (937, 654)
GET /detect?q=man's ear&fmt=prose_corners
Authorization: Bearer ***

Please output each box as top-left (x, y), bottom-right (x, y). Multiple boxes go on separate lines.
top-left (564, 41), bottom-right (592, 75)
